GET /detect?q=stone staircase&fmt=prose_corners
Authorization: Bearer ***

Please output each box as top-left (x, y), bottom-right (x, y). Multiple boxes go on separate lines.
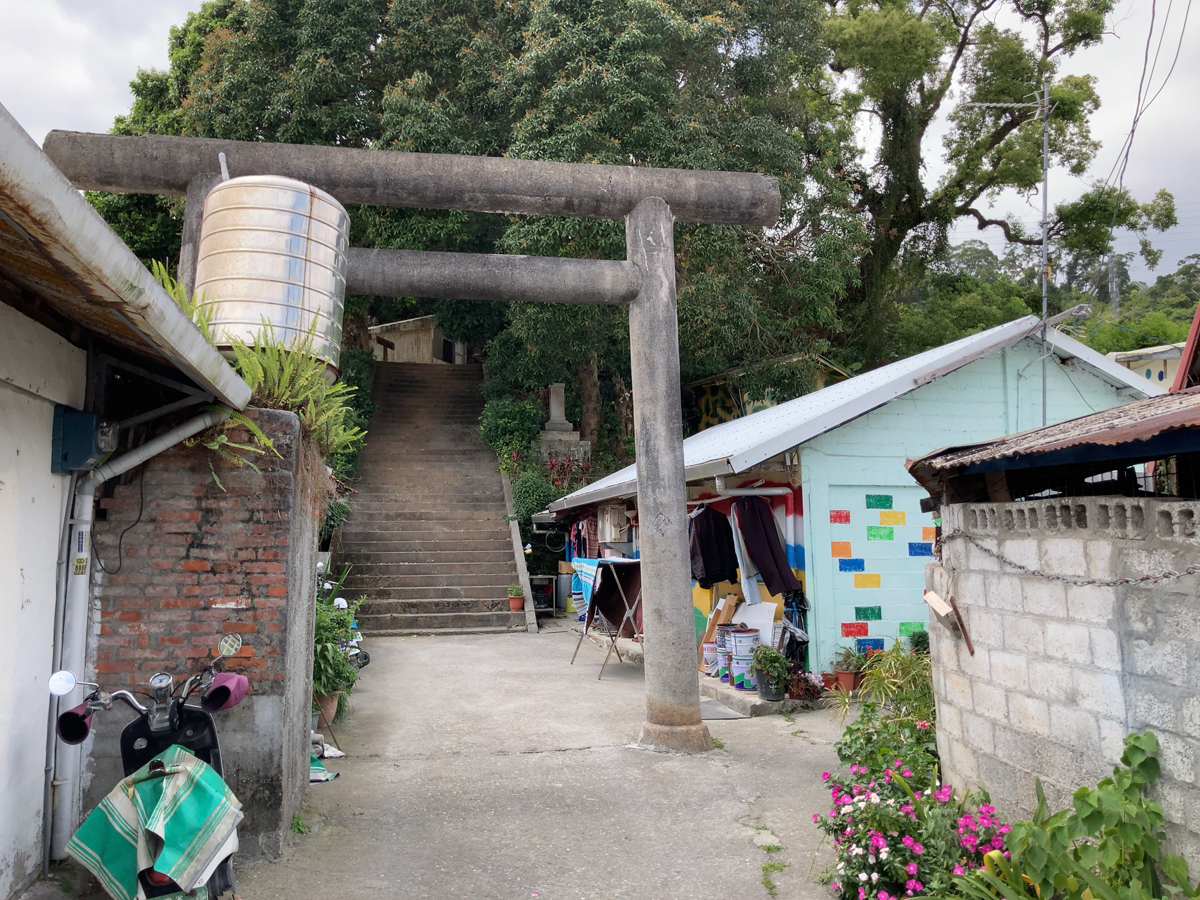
top-left (338, 363), bottom-right (525, 634)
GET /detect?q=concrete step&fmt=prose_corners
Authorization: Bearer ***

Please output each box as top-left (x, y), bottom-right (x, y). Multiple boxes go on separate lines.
top-left (338, 529), bottom-right (512, 542)
top-left (339, 538), bottom-right (512, 552)
top-left (339, 549), bottom-right (515, 564)
top-left (344, 572), bottom-right (516, 587)
top-left (357, 610), bottom-right (525, 632)
top-left (358, 597), bottom-right (515, 615)
top-left (343, 584), bottom-right (515, 600)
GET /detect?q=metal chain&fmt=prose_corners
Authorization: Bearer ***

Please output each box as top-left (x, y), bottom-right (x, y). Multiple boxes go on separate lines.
top-left (935, 531), bottom-right (1200, 588)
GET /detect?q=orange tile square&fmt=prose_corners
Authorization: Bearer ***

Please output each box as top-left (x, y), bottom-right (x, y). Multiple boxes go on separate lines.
top-left (880, 510), bottom-right (906, 526)
top-left (854, 573), bottom-right (881, 589)
top-left (831, 541), bottom-right (852, 558)
top-left (922, 526), bottom-right (937, 541)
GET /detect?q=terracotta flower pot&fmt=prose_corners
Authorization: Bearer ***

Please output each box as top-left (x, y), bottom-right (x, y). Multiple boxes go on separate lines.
top-left (820, 672), bottom-right (836, 691)
top-left (508, 595), bottom-right (524, 612)
top-left (834, 669), bottom-right (857, 693)
top-left (314, 691), bottom-right (341, 727)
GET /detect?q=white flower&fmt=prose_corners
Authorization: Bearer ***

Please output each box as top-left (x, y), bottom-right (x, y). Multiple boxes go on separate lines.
top-left (868, 856), bottom-right (877, 864)
top-left (871, 873), bottom-right (880, 883)
top-left (880, 850), bottom-right (889, 860)
top-left (838, 864), bottom-right (845, 873)
top-left (859, 874), bottom-right (868, 882)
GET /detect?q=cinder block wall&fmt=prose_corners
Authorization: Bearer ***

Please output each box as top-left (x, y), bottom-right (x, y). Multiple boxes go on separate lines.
top-left (84, 409), bottom-right (323, 857)
top-left (930, 496), bottom-right (1200, 866)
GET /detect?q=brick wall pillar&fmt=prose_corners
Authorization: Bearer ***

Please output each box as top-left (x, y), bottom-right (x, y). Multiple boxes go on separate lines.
top-left (85, 409), bottom-right (323, 857)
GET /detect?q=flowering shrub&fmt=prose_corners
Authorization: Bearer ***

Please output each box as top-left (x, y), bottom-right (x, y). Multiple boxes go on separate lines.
top-left (816, 764), bottom-right (1009, 900)
top-left (835, 703), bottom-right (939, 793)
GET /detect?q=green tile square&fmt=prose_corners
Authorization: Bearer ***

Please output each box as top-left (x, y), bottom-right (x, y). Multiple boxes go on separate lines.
top-left (865, 494), bottom-right (893, 509)
top-left (898, 621), bottom-right (926, 636)
top-left (866, 525), bottom-right (894, 540)
top-left (855, 606), bottom-right (882, 621)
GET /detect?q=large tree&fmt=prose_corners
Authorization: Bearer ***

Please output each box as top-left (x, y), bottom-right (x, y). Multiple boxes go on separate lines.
top-left (824, 0), bottom-right (1175, 362)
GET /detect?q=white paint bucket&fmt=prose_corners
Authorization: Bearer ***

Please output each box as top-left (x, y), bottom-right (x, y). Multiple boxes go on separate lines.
top-left (731, 654), bottom-right (756, 691)
top-left (729, 629), bottom-right (760, 657)
top-left (702, 642), bottom-right (719, 676)
top-left (719, 650), bottom-right (731, 682)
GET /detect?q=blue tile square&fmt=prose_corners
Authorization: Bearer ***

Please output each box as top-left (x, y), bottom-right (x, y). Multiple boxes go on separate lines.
top-left (857, 637), bottom-right (884, 653)
top-left (838, 558), bottom-right (866, 572)
top-left (908, 542), bottom-right (933, 557)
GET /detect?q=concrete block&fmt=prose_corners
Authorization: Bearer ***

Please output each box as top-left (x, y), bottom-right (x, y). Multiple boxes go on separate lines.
top-left (944, 671), bottom-right (973, 708)
top-left (1045, 620), bottom-right (1092, 665)
top-left (1162, 598), bottom-right (1200, 644)
top-left (1152, 780), bottom-right (1189, 827)
top-left (1131, 688), bottom-right (1178, 731)
top-left (977, 755), bottom-right (1036, 814)
top-left (990, 650), bottom-right (1029, 692)
top-left (1089, 628), bottom-right (1122, 672)
top-left (1124, 548), bottom-right (1176, 578)
top-left (1181, 696), bottom-right (1200, 735)
top-left (1131, 639), bottom-right (1189, 685)
top-left (1002, 614), bottom-right (1045, 656)
top-left (949, 737), bottom-right (979, 782)
top-left (1027, 659), bottom-right (1074, 702)
top-left (1158, 732), bottom-right (1197, 785)
top-left (1021, 577), bottom-right (1067, 618)
top-left (1049, 703), bottom-right (1099, 751)
top-left (972, 680), bottom-right (1008, 723)
top-left (959, 645), bottom-right (991, 679)
top-left (1066, 584), bottom-right (1116, 625)
top-left (1041, 538), bottom-right (1088, 577)
top-left (957, 572), bottom-right (988, 607)
top-left (1008, 694), bottom-right (1050, 736)
top-left (939, 702), bottom-right (963, 740)
top-left (1086, 540), bottom-right (1114, 580)
top-left (963, 711), bottom-right (995, 754)
top-left (933, 626), bottom-right (959, 672)
top-left (1123, 588), bottom-right (1157, 634)
top-left (1098, 717), bottom-right (1128, 764)
top-left (968, 609), bottom-right (1004, 650)
top-left (1001, 539), bottom-right (1039, 570)
top-left (968, 538), bottom-right (1001, 572)
top-left (1073, 670), bottom-right (1126, 720)
top-left (987, 575), bottom-right (1024, 612)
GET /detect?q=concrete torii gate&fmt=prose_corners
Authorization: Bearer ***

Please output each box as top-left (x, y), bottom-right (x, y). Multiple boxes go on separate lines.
top-left (44, 131), bottom-right (781, 753)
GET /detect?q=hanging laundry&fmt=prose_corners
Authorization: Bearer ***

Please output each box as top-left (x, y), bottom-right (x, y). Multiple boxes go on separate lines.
top-left (728, 510), bottom-right (763, 605)
top-left (688, 505), bottom-right (740, 588)
top-left (733, 496), bottom-right (803, 597)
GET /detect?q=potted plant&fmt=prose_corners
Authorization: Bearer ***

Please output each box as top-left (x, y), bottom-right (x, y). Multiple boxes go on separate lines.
top-left (833, 646), bottom-right (865, 693)
top-left (909, 629), bottom-right (930, 653)
top-left (313, 599), bottom-right (359, 726)
top-left (751, 646), bottom-right (791, 701)
top-left (507, 583), bottom-right (525, 612)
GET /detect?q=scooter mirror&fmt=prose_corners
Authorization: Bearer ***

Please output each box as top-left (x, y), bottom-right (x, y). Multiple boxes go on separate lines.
top-left (217, 633), bottom-right (243, 659)
top-left (48, 671), bottom-right (77, 696)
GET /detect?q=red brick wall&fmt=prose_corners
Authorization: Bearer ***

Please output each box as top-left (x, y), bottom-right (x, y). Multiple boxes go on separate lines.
top-left (86, 408), bottom-right (324, 856)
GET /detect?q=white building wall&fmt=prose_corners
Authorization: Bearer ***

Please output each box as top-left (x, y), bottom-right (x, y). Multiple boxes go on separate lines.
top-left (0, 303), bottom-right (84, 900)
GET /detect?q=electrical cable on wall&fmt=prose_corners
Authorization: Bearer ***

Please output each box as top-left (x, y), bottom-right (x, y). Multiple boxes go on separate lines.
top-left (92, 465), bottom-right (145, 575)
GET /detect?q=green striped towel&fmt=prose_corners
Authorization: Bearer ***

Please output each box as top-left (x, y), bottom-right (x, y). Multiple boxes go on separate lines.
top-left (67, 745), bottom-right (242, 900)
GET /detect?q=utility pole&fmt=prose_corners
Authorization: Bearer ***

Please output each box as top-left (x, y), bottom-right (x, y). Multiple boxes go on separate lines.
top-left (1109, 253), bottom-right (1120, 315)
top-left (1040, 77), bottom-right (1051, 427)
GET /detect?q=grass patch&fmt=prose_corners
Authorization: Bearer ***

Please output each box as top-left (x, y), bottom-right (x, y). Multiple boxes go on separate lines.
top-left (711, 736), bottom-right (725, 750)
top-left (761, 844), bottom-right (784, 853)
top-left (290, 814), bottom-right (310, 834)
top-left (781, 713), bottom-right (795, 724)
top-left (761, 860), bottom-right (789, 896)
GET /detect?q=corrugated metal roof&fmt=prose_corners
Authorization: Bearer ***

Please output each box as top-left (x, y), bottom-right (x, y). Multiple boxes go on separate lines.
top-left (0, 103), bottom-right (250, 409)
top-left (907, 387), bottom-right (1200, 485)
top-left (551, 316), bottom-right (1162, 513)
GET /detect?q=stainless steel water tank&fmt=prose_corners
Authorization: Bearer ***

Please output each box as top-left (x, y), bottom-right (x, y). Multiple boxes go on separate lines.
top-left (194, 175), bottom-right (350, 375)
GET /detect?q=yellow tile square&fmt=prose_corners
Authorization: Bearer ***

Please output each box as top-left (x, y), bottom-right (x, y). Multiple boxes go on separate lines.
top-left (922, 526), bottom-right (937, 541)
top-left (879, 510), bottom-right (906, 526)
top-left (831, 541), bottom-right (852, 558)
top-left (853, 573), bottom-right (881, 589)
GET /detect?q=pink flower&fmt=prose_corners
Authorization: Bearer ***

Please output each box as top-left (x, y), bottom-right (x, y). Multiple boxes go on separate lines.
top-left (902, 769), bottom-right (913, 778)
top-left (878, 893), bottom-right (891, 900)
top-left (813, 813), bottom-right (819, 823)
top-left (895, 759), bottom-right (903, 767)
top-left (850, 764), bottom-right (859, 773)
top-left (822, 772), bottom-right (832, 781)
top-left (906, 880), bottom-right (924, 893)
top-left (953, 866), bottom-right (964, 875)
top-left (913, 843), bottom-right (924, 855)
top-left (906, 862), bottom-right (919, 875)
top-left (902, 836), bottom-right (915, 849)
top-left (916, 720), bottom-right (929, 730)
top-left (860, 889), bottom-right (867, 900)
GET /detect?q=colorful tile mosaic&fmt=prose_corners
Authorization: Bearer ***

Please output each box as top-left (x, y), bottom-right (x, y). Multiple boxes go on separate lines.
top-left (865, 494), bottom-right (893, 509)
top-left (908, 542), bottom-right (933, 557)
top-left (838, 558), bottom-right (865, 572)
top-left (922, 526), bottom-right (937, 541)
top-left (854, 605), bottom-right (882, 621)
top-left (841, 621), bottom-right (869, 638)
top-left (866, 526), bottom-right (894, 541)
top-left (857, 637), bottom-right (885, 653)
top-left (898, 621), bottom-right (926, 636)
top-left (831, 541), bottom-right (852, 558)
top-left (830, 510), bottom-right (851, 524)
top-left (879, 510), bottom-right (906, 526)
top-left (853, 573), bottom-right (881, 589)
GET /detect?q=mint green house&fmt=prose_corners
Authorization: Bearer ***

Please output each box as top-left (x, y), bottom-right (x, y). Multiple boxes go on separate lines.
top-left (551, 317), bottom-right (1160, 670)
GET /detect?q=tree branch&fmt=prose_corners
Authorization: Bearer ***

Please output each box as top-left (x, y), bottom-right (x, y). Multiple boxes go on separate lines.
top-left (960, 208), bottom-right (1041, 245)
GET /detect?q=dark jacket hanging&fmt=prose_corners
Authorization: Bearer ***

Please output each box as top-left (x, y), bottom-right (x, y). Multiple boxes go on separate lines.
top-left (732, 496), bottom-right (803, 597)
top-left (689, 506), bottom-right (740, 589)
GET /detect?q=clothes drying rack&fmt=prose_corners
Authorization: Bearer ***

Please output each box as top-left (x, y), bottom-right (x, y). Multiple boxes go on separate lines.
top-left (570, 559), bottom-right (642, 679)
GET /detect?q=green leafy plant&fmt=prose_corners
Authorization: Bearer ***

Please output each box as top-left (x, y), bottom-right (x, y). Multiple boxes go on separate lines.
top-left (834, 646), bottom-right (867, 672)
top-left (909, 629), bottom-right (930, 653)
top-left (312, 598), bottom-right (359, 697)
top-left (751, 646), bottom-right (791, 695)
top-left (320, 498), bottom-right (351, 547)
top-left (834, 702), bottom-right (939, 792)
top-left (955, 731), bottom-right (1194, 900)
top-left (479, 398), bottom-right (545, 473)
top-left (290, 814), bottom-right (309, 835)
top-left (151, 259), bottom-right (214, 342)
top-left (507, 582), bottom-right (523, 598)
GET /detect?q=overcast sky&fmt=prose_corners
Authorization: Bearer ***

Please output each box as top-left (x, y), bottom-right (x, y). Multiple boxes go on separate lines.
top-left (0, 0), bottom-right (1195, 283)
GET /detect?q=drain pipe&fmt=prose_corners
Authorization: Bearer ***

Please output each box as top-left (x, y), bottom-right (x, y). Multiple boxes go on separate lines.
top-left (714, 476), bottom-right (798, 569)
top-left (49, 410), bottom-right (227, 859)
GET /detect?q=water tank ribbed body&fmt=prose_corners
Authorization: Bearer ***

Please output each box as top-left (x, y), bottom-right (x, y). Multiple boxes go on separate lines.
top-left (194, 175), bottom-right (350, 374)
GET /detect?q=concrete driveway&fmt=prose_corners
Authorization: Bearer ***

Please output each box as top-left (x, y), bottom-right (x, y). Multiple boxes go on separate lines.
top-left (237, 622), bottom-right (840, 900)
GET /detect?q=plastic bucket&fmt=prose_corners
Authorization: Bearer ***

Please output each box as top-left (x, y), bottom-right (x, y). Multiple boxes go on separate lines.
top-left (702, 642), bottom-right (719, 677)
top-left (715, 624), bottom-right (736, 651)
top-left (731, 654), bottom-right (756, 691)
top-left (719, 650), bottom-right (732, 682)
top-left (729, 629), bottom-right (760, 657)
